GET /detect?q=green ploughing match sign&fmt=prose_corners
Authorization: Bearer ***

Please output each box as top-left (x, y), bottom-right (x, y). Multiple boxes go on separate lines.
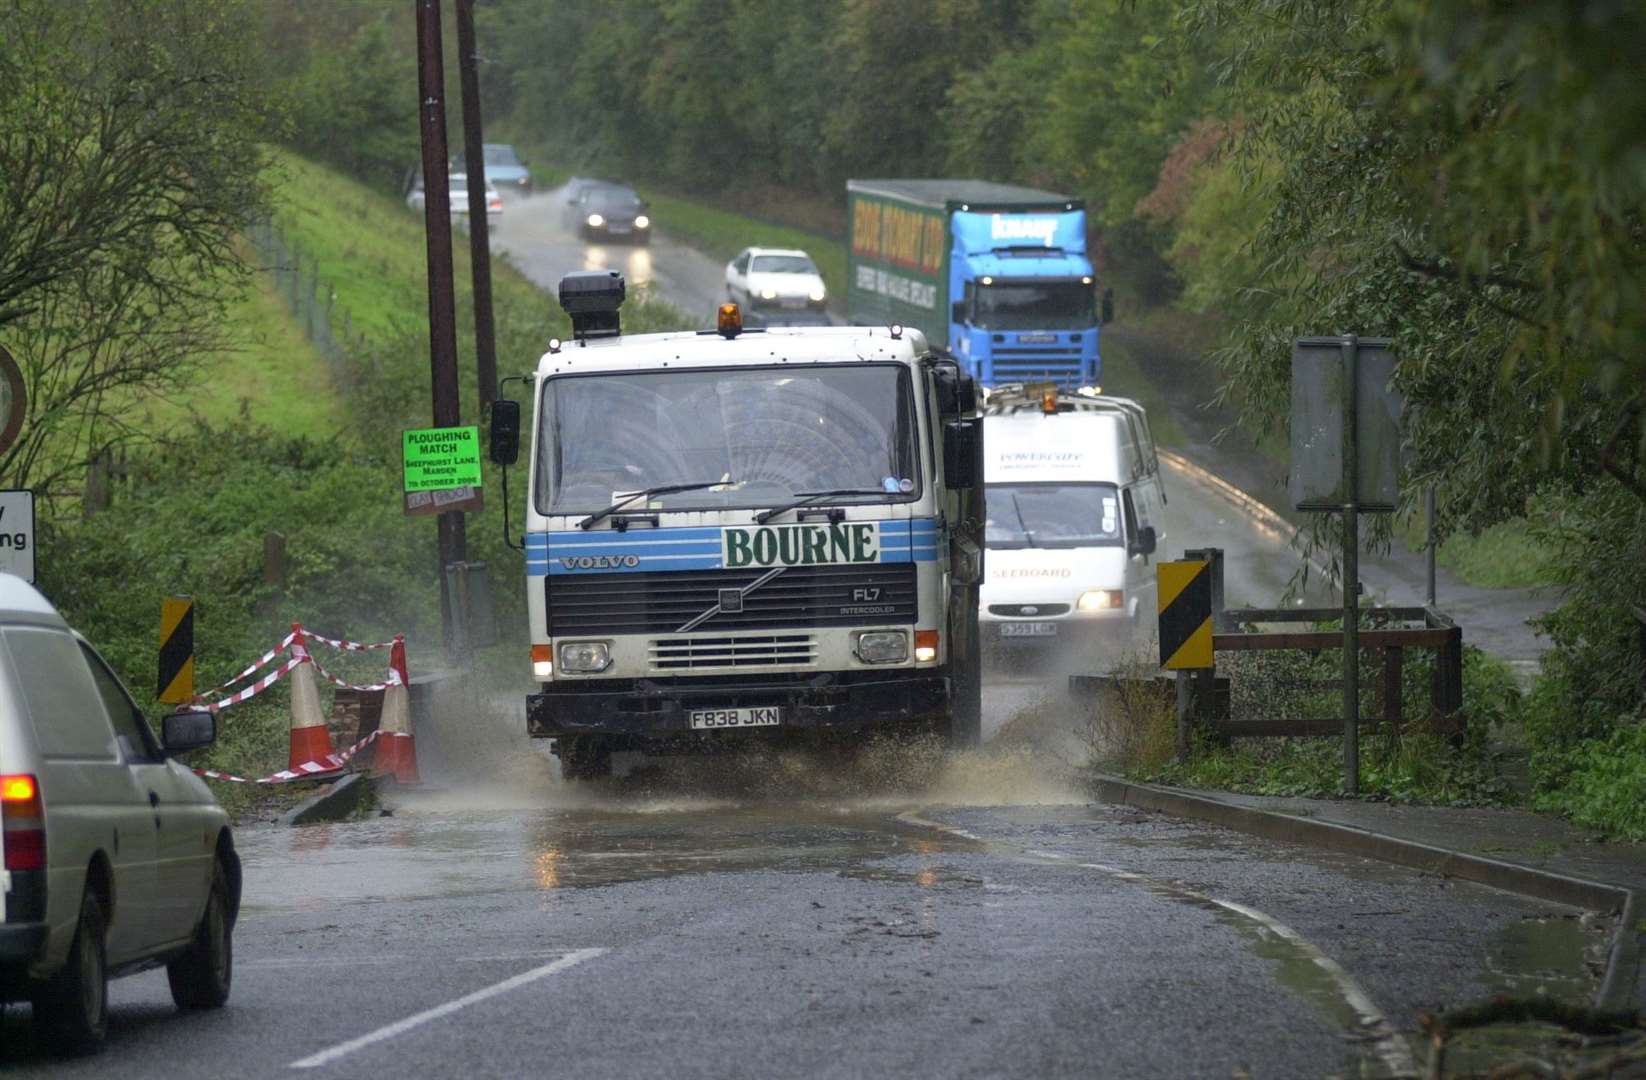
top-left (402, 426), bottom-right (482, 492)
top-left (723, 523), bottom-right (879, 568)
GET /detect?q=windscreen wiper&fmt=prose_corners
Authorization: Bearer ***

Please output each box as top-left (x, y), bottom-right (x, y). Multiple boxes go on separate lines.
top-left (577, 480), bottom-right (730, 530)
top-left (754, 488), bottom-right (886, 525)
top-left (1008, 493), bottom-right (1038, 548)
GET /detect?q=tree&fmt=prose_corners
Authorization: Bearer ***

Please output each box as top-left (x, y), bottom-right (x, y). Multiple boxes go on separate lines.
top-left (0, 0), bottom-right (271, 491)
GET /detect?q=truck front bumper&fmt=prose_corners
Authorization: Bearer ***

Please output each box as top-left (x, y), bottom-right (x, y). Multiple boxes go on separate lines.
top-left (528, 670), bottom-right (949, 744)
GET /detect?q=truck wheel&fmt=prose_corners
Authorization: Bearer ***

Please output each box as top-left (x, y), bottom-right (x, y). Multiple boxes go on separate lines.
top-left (166, 859), bottom-right (233, 1010)
top-left (32, 890), bottom-right (108, 1054)
top-left (559, 736), bottom-right (612, 781)
top-left (950, 658), bottom-right (983, 750)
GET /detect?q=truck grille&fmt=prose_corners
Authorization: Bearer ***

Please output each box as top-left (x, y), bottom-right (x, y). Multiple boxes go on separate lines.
top-left (988, 344), bottom-right (1087, 384)
top-left (546, 563), bottom-right (918, 636)
top-left (649, 634), bottom-right (817, 671)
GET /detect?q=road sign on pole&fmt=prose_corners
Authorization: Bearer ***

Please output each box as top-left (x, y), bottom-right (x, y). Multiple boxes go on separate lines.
top-left (157, 596), bottom-right (194, 704)
top-left (0, 490), bottom-right (35, 583)
top-left (1158, 559), bottom-right (1213, 670)
top-left (403, 426), bottom-right (483, 492)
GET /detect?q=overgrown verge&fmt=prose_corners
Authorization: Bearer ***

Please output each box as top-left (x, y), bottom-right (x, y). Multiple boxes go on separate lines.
top-left (1087, 643), bottom-right (1525, 808)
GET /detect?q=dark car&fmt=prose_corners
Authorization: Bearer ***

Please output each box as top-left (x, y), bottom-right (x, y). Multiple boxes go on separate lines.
top-left (564, 184), bottom-right (651, 244)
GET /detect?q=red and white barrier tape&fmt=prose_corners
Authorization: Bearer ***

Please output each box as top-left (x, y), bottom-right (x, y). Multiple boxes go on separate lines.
top-left (309, 654), bottom-right (391, 694)
top-left (189, 627), bottom-right (403, 708)
top-left (190, 632), bottom-right (298, 705)
top-left (302, 630), bottom-right (396, 652)
top-left (197, 656), bottom-right (302, 713)
top-left (193, 729), bottom-right (411, 784)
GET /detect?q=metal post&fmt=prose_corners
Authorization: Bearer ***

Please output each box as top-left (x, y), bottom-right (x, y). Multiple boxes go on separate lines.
top-left (1341, 334), bottom-right (1360, 795)
top-left (1425, 485), bottom-right (1437, 607)
top-left (416, 0), bottom-right (468, 651)
top-left (454, 0), bottom-right (498, 410)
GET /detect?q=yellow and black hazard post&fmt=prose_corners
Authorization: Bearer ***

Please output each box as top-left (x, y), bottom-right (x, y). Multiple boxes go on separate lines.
top-left (157, 596), bottom-right (195, 705)
top-left (1157, 560), bottom-right (1213, 670)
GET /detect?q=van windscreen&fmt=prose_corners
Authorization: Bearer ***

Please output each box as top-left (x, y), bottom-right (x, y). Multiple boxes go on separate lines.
top-left (985, 482), bottom-right (1123, 549)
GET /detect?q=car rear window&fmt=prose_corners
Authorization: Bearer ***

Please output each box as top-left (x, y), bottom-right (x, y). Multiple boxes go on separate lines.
top-left (3, 628), bottom-right (118, 760)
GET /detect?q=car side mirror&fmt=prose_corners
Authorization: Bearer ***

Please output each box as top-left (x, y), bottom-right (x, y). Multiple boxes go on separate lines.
top-left (1131, 525), bottom-right (1157, 558)
top-left (490, 399), bottom-right (521, 466)
top-left (943, 418), bottom-right (981, 490)
top-left (162, 710), bottom-right (216, 755)
top-left (951, 300), bottom-right (966, 324)
top-left (1101, 287), bottom-right (1115, 325)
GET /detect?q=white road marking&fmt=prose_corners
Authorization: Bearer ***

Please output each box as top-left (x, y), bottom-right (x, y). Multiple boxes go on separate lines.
top-left (902, 811), bottom-right (1420, 1078)
top-left (288, 948), bottom-right (606, 1070)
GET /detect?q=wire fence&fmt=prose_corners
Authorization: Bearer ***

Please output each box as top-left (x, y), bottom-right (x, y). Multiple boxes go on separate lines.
top-left (244, 218), bottom-right (364, 383)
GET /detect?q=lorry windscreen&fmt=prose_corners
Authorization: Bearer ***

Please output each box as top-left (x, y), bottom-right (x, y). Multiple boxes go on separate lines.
top-left (536, 363), bottom-right (920, 515)
top-left (973, 281), bottom-right (1095, 330)
top-left (985, 482), bottom-right (1123, 549)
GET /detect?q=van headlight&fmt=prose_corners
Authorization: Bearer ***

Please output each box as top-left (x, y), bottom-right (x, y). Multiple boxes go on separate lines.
top-left (635, 214), bottom-right (650, 228)
top-left (809, 288), bottom-right (826, 302)
top-left (854, 631), bottom-right (909, 664)
top-left (559, 641), bottom-right (612, 673)
top-left (586, 213), bottom-right (605, 227)
top-left (1077, 590), bottom-right (1124, 611)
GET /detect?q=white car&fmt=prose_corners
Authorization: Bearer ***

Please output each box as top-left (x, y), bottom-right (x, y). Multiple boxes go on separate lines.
top-left (0, 575), bottom-right (237, 1052)
top-left (725, 247), bottom-right (828, 312)
top-left (405, 169), bottom-right (504, 231)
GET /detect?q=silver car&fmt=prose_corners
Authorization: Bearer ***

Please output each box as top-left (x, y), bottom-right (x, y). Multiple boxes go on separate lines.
top-left (0, 575), bottom-right (238, 1053)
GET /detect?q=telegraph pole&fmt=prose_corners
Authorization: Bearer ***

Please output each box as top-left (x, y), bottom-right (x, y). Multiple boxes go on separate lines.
top-left (414, 0), bottom-right (467, 648)
top-left (455, 0), bottom-right (499, 409)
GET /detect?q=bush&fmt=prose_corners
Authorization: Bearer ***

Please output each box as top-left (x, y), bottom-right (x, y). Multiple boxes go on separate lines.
top-left (1532, 725), bottom-right (1646, 841)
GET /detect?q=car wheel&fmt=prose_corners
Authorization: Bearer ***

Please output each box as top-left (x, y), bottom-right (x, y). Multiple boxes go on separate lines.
top-left (33, 890), bottom-right (108, 1054)
top-left (166, 860), bottom-right (233, 1010)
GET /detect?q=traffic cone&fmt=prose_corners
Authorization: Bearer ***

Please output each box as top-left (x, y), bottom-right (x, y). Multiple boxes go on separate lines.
top-left (373, 635), bottom-right (420, 784)
top-left (287, 624), bottom-right (336, 771)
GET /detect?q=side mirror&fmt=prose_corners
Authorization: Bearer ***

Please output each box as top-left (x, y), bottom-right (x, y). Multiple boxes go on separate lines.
top-left (490, 399), bottom-right (521, 466)
top-left (951, 300), bottom-right (966, 324)
top-left (956, 375), bottom-right (979, 415)
top-left (162, 710), bottom-right (216, 755)
top-left (1101, 287), bottom-right (1115, 325)
top-left (1132, 525), bottom-right (1157, 558)
top-left (943, 418), bottom-right (981, 491)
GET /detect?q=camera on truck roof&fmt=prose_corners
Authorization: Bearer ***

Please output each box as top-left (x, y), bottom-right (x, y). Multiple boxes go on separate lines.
top-left (558, 270), bottom-right (625, 341)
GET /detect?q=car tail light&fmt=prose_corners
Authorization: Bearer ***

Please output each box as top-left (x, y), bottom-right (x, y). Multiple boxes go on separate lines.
top-left (489, 199), bottom-right (502, 210)
top-left (1, 773), bottom-right (45, 871)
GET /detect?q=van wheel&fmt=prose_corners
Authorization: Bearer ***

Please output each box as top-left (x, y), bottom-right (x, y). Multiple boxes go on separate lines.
top-left (33, 890), bottom-right (108, 1054)
top-left (166, 860), bottom-right (233, 1010)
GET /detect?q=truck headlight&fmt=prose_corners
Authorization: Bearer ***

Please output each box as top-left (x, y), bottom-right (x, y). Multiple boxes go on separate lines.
top-left (1077, 590), bottom-right (1125, 611)
top-left (586, 213), bottom-right (605, 228)
top-left (634, 214), bottom-right (650, 228)
top-left (559, 641), bottom-right (612, 673)
top-left (854, 631), bottom-right (908, 664)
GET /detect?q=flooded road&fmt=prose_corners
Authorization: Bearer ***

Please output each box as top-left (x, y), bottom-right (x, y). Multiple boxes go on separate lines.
top-left (2, 700), bottom-right (1608, 1078)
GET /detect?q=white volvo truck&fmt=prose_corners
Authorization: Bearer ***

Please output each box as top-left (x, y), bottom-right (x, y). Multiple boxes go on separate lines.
top-left (488, 272), bottom-right (985, 779)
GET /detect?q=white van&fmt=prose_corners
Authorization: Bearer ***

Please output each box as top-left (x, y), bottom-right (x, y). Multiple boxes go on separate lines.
top-left (980, 388), bottom-right (1165, 656)
top-left (0, 575), bottom-right (238, 1052)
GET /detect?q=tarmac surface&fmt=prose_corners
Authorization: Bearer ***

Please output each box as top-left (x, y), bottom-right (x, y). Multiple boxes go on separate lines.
top-left (0, 724), bottom-right (1610, 1077)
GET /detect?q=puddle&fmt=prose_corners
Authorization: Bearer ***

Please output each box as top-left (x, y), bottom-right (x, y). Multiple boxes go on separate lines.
top-left (1483, 914), bottom-right (1603, 1001)
top-left (836, 863), bottom-right (986, 890)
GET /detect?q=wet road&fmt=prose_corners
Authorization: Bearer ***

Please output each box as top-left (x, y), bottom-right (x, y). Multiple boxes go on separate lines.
top-left (1, 710), bottom-right (1605, 1077)
top-left (491, 185), bottom-right (729, 326)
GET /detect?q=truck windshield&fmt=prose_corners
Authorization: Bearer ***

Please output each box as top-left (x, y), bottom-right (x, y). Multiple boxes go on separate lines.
top-left (973, 281), bottom-right (1095, 330)
top-left (985, 483), bottom-right (1123, 549)
top-left (536, 364), bottom-right (920, 515)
